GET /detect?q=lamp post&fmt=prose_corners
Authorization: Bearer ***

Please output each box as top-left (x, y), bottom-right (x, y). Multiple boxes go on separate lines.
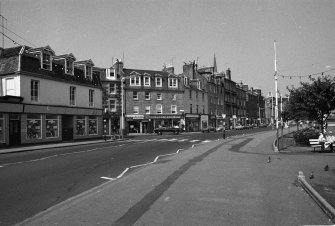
top-left (120, 77), bottom-right (125, 139)
top-left (274, 40), bottom-right (279, 151)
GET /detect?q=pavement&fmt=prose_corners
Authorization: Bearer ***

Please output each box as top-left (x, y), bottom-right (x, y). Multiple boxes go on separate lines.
top-left (2, 130), bottom-right (334, 225)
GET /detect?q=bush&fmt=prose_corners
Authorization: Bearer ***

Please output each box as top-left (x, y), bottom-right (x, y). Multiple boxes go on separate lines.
top-left (293, 127), bottom-right (319, 145)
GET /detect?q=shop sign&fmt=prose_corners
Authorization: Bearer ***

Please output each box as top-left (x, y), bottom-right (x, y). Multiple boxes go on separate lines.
top-left (126, 114), bottom-right (144, 120)
top-left (185, 114), bottom-right (199, 118)
top-left (210, 115), bottom-right (216, 119)
top-left (149, 115), bottom-right (181, 119)
top-left (216, 115), bottom-right (223, 119)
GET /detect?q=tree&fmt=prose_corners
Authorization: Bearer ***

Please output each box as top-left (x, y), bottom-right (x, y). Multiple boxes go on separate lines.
top-left (286, 75), bottom-right (335, 134)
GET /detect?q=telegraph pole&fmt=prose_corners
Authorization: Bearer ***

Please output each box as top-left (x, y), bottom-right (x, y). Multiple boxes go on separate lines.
top-left (274, 40), bottom-right (279, 151)
top-left (0, 3), bottom-right (7, 48)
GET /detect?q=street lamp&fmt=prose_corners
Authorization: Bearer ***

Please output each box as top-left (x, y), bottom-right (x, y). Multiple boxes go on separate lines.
top-left (274, 40), bottom-right (279, 151)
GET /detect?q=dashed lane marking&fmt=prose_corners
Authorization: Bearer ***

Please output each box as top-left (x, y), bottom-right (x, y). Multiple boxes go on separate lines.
top-left (189, 140), bottom-right (200, 143)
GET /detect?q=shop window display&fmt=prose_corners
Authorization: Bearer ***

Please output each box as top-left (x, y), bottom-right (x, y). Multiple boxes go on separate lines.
top-left (88, 116), bottom-right (98, 135)
top-left (27, 114), bottom-right (42, 139)
top-left (46, 115), bottom-right (59, 138)
top-left (76, 116), bottom-right (86, 136)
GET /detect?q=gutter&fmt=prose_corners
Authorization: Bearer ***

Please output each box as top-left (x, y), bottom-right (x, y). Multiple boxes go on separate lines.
top-left (297, 171), bottom-right (335, 223)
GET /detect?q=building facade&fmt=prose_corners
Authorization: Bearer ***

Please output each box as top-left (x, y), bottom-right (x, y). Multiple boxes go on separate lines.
top-left (115, 63), bottom-right (185, 134)
top-left (0, 45), bottom-right (103, 147)
top-left (181, 61), bottom-right (209, 131)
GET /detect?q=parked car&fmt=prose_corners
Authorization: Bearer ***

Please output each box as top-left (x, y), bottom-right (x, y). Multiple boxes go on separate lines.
top-left (235, 125), bottom-right (244, 130)
top-left (216, 126), bottom-right (225, 132)
top-left (153, 127), bottom-right (182, 135)
top-left (202, 126), bottom-right (216, 133)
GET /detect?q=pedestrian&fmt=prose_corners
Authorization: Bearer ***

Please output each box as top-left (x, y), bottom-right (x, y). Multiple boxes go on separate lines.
top-left (318, 132), bottom-right (326, 151)
top-left (325, 131), bottom-right (335, 152)
top-left (223, 127), bottom-right (226, 139)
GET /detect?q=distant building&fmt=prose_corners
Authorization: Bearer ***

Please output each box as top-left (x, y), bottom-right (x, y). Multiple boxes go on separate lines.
top-left (111, 61), bottom-right (185, 134)
top-left (0, 45), bottom-right (103, 147)
top-left (181, 61), bottom-right (208, 132)
top-left (236, 82), bottom-right (247, 126)
top-left (96, 60), bottom-right (123, 136)
top-left (223, 69), bottom-right (237, 129)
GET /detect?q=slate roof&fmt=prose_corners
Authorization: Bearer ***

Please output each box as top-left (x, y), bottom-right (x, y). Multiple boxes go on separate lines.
top-left (0, 46), bottom-right (101, 88)
top-left (123, 68), bottom-right (179, 77)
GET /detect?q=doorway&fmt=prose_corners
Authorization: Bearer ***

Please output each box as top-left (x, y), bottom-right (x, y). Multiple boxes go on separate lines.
top-left (9, 114), bottom-right (21, 146)
top-left (62, 115), bottom-right (73, 140)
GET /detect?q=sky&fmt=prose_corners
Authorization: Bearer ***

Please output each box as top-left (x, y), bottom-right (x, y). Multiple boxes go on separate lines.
top-left (2, 0), bottom-right (335, 96)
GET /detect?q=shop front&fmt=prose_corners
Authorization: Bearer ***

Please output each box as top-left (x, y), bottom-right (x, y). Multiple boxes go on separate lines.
top-left (185, 114), bottom-right (200, 132)
top-left (200, 115), bottom-right (209, 130)
top-left (149, 114), bottom-right (182, 130)
top-left (209, 114), bottom-right (216, 127)
top-left (216, 115), bottom-right (224, 128)
top-left (126, 114), bottom-right (145, 134)
top-left (126, 114), bottom-right (182, 134)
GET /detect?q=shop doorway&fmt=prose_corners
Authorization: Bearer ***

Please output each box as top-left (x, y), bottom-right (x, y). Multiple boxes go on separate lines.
top-left (9, 114), bottom-right (21, 146)
top-left (128, 121), bottom-right (140, 133)
top-left (62, 115), bottom-right (73, 140)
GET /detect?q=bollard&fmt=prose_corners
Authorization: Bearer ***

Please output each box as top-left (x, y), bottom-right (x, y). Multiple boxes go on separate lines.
top-left (223, 129), bottom-right (226, 139)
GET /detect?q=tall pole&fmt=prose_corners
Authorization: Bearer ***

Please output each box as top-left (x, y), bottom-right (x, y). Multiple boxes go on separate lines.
top-left (274, 40), bottom-right (279, 151)
top-left (120, 77), bottom-right (124, 139)
top-left (1, 3), bottom-right (4, 48)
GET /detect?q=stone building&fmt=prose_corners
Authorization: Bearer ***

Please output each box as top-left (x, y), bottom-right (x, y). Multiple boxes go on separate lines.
top-left (0, 45), bottom-right (103, 147)
top-left (112, 61), bottom-right (184, 134)
top-left (181, 61), bottom-right (208, 132)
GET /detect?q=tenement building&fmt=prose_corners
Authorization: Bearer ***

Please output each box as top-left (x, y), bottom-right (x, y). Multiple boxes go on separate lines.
top-left (113, 61), bottom-right (184, 134)
top-left (0, 45), bottom-right (103, 147)
top-left (181, 61), bottom-right (208, 132)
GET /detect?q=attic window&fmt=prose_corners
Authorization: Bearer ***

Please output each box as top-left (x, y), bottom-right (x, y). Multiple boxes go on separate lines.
top-left (86, 65), bottom-right (92, 79)
top-left (168, 78), bottom-right (178, 88)
top-left (66, 59), bottom-right (74, 75)
top-left (42, 52), bottom-right (52, 70)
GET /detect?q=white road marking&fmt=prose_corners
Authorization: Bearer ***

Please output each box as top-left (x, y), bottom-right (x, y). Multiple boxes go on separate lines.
top-left (100, 177), bottom-right (116, 181)
top-left (202, 140), bottom-right (212, 143)
top-left (0, 148), bottom-right (102, 167)
top-left (189, 140), bottom-right (200, 143)
top-left (100, 148), bottom-right (184, 181)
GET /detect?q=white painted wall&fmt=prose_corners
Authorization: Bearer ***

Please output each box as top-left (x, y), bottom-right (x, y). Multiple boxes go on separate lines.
top-left (0, 75), bottom-right (21, 96)
top-left (20, 75), bottom-right (102, 108)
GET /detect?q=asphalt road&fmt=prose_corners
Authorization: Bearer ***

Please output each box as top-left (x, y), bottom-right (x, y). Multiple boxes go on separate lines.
top-left (0, 127), bottom-right (271, 225)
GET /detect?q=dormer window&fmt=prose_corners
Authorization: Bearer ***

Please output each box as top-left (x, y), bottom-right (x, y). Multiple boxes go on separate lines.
top-left (130, 76), bottom-right (141, 86)
top-left (74, 59), bottom-right (95, 80)
top-left (144, 76), bottom-right (150, 86)
top-left (42, 52), bottom-right (52, 70)
top-left (86, 65), bottom-right (92, 79)
top-left (54, 53), bottom-right (76, 75)
top-left (66, 59), bottom-right (74, 75)
top-left (168, 78), bottom-right (178, 88)
top-left (27, 46), bottom-right (55, 71)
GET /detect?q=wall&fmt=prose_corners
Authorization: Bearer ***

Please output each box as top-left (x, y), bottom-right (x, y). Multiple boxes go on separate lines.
top-left (20, 74), bottom-right (102, 108)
